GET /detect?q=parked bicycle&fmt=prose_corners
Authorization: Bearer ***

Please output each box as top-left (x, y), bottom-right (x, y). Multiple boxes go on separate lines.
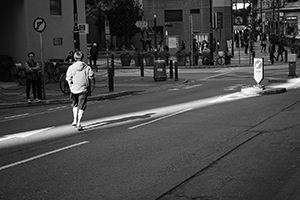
top-left (0, 62), bottom-right (12, 82)
top-left (202, 52), bottom-right (226, 66)
top-left (0, 55), bottom-right (16, 82)
top-left (14, 63), bottom-right (26, 85)
top-left (43, 61), bottom-right (61, 83)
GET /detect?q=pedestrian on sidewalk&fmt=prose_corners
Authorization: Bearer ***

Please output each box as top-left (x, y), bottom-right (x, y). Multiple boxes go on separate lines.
top-left (244, 37), bottom-right (249, 54)
top-left (276, 43), bottom-right (285, 61)
top-left (90, 43), bottom-right (98, 71)
top-left (260, 34), bottom-right (267, 52)
top-left (66, 51), bottom-right (94, 131)
top-left (24, 52), bottom-right (42, 104)
top-left (65, 51), bottom-right (75, 63)
top-left (269, 41), bottom-right (276, 64)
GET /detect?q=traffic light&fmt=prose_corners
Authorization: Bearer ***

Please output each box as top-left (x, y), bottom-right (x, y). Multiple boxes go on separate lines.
top-left (213, 12), bottom-right (223, 29)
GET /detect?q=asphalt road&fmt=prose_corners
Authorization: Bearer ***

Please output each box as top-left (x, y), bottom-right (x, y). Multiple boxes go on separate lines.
top-left (1, 66), bottom-right (300, 199)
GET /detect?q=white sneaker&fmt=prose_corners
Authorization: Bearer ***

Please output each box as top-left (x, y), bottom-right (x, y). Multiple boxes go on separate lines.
top-left (34, 98), bottom-right (41, 102)
top-left (27, 99), bottom-right (31, 104)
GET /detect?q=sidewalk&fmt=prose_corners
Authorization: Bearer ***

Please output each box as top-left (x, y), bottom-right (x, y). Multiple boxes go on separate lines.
top-left (0, 41), bottom-right (296, 109)
top-left (0, 69), bottom-right (189, 109)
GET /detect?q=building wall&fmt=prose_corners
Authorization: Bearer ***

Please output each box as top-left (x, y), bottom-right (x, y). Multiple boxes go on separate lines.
top-left (142, 0), bottom-right (232, 52)
top-left (0, 0), bottom-right (87, 65)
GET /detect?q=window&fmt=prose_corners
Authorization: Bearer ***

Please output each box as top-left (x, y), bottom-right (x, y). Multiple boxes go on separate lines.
top-left (190, 9), bottom-right (200, 14)
top-left (50, 0), bottom-right (61, 16)
top-left (164, 10), bottom-right (183, 22)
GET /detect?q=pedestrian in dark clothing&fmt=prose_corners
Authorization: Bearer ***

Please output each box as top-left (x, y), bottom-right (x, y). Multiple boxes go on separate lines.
top-left (261, 36), bottom-right (267, 52)
top-left (276, 43), bottom-right (285, 61)
top-left (269, 42), bottom-right (276, 64)
top-left (90, 43), bottom-right (98, 70)
top-left (24, 52), bottom-right (42, 103)
top-left (244, 37), bottom-right (249, 54)
top-left (65, 51), bottom-right (75, 63)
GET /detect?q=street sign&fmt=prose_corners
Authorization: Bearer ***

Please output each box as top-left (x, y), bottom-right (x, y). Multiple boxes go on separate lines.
top-left (79, 23), bottom-right (89, 34)
top-left (105, 20), bottom-right (110, 35)
top-left (253, 58), bottom-right (264, 84)
top-left (33, 17), bottom-right (46, 33)
top-left (234, 16), bottom-right (243, 25)
top-left (135, 21), bottom-right (148, 28)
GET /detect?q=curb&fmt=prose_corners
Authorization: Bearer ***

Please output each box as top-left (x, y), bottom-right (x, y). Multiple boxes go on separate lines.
top-left (241, 86), bottom-right (287, 95)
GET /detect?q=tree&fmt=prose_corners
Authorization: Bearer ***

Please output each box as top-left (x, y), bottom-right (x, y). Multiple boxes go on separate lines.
top-left (86, 0), bottom-right (143, 48)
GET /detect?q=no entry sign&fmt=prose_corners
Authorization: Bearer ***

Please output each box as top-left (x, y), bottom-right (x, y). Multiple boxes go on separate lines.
top-left (33, 17), bottom-right (46, 33)
top-left (253, 58), bottom-right (264, 84)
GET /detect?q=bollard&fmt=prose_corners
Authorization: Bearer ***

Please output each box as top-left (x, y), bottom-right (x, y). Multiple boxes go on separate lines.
top-left (269, 52), bottom-right (274, 64)
top-left (140, 54), bottom-right (144, 77)
top-left (285, 50), bottom-right (288, 63)
top-left (174, 61), bottom-right (178, 81)
top-left (169, 60), bottom-right (173, 79)
top-left (108, 54), bottom-right (114, 92)
top-left (288, 53), bottom-right (297, 77)
top-left (111, 54), bottom-right (115, 77)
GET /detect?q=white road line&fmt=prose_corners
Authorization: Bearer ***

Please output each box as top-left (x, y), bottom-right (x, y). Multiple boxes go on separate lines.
top-left (4, 113), bottom-right (29, 119)
top-left (47, 106), bottom-right (67, 111)
top-left (128, 108), bottom-right (192, 130)
top-left (0, 141), bottom-right (89, 171)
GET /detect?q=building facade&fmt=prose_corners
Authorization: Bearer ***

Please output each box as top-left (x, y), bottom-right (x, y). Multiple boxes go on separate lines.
top-left (0, 0), bottom-right (87, 65)
top-left (256, 0), bottom-right (300, 37)
top-left (86, 0), bottom-right (234, 53)
top-left (140, 0), bottom-right (233, 53)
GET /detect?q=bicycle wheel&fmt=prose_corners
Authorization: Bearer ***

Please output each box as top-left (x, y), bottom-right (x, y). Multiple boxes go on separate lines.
top-left (59, 73), bottom-right (70, 94)
top-left (202, 56), bottom-right (211, 65)
top-left (52, 67), bottom-right (61, 82)
top-left (43, 71), bottom-right (50, 84)
top-left (217, 56), bottom-right (226, 65)
top-left (0, 66), bottom-right (12, 82)
top-left (16, 69), bottom-right (26, 85)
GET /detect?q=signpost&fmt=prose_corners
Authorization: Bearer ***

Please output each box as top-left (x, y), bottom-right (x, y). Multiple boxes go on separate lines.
top-left (135, 21), bottom-right (148, 28)
top-left (33, 17), bottom-right (46, 99)
top-left (253, 58), bottom-right (264, 84)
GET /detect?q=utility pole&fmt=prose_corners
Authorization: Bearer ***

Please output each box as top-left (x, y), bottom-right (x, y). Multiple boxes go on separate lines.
top-left (209, 0), bottom-right (214, 65)
top-left (260, 0), bottom-right (263, 35)
top-left (73, 0), bottom-right (80, 51)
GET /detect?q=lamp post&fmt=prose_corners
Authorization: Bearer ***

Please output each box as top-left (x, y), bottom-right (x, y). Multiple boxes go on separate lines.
top-left (73, 0), bottom-right (80, 51)
top-left (260, 0), bottom-right (263, 35)
top-left (154, 14), bottom-right (157, 60)
top-left (209, 0), bottom-right (214, 65)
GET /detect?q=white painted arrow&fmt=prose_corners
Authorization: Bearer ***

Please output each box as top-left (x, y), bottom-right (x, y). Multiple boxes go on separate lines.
top-left (0, 127), bottom-right (54, 142)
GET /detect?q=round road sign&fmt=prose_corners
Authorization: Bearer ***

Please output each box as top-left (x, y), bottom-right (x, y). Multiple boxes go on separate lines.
top-left (33, 17), bottom-right (46, 33)
top-left (235, 16), bottom-right (243, 25)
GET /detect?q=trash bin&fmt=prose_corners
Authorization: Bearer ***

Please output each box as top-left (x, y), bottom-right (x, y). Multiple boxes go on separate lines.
top-left (225, 52), bottom-right (231, 65)
top-left (153, 59), bottom-right (167, 81)
top-left (288, 53), bottom-right (297, 77)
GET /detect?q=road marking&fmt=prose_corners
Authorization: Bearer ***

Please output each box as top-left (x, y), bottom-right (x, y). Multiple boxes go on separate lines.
top-left (47, 106), bottom-right (67, 111)
top-left (4, 113), bottom-right (29, 119)
top-left (224, 84), bottom-right (246, 91)
top-left (128, 108), bottom-right (192, 130)
top-left (0, 141), bottom-right (89, 171)
top-left (0, 127), bottom-right (54, 142)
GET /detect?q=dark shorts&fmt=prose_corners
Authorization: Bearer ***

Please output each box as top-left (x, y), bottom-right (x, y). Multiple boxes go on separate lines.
top-left (70, 92), bottom-right (88, 110)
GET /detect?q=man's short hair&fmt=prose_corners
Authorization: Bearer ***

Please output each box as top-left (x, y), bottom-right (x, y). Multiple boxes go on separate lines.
top-left (74, 51), bottom-right (84, 61)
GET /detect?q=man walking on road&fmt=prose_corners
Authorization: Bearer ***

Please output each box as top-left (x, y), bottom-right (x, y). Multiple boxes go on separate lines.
top-left (66, 51), bottom-right (94, 131)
